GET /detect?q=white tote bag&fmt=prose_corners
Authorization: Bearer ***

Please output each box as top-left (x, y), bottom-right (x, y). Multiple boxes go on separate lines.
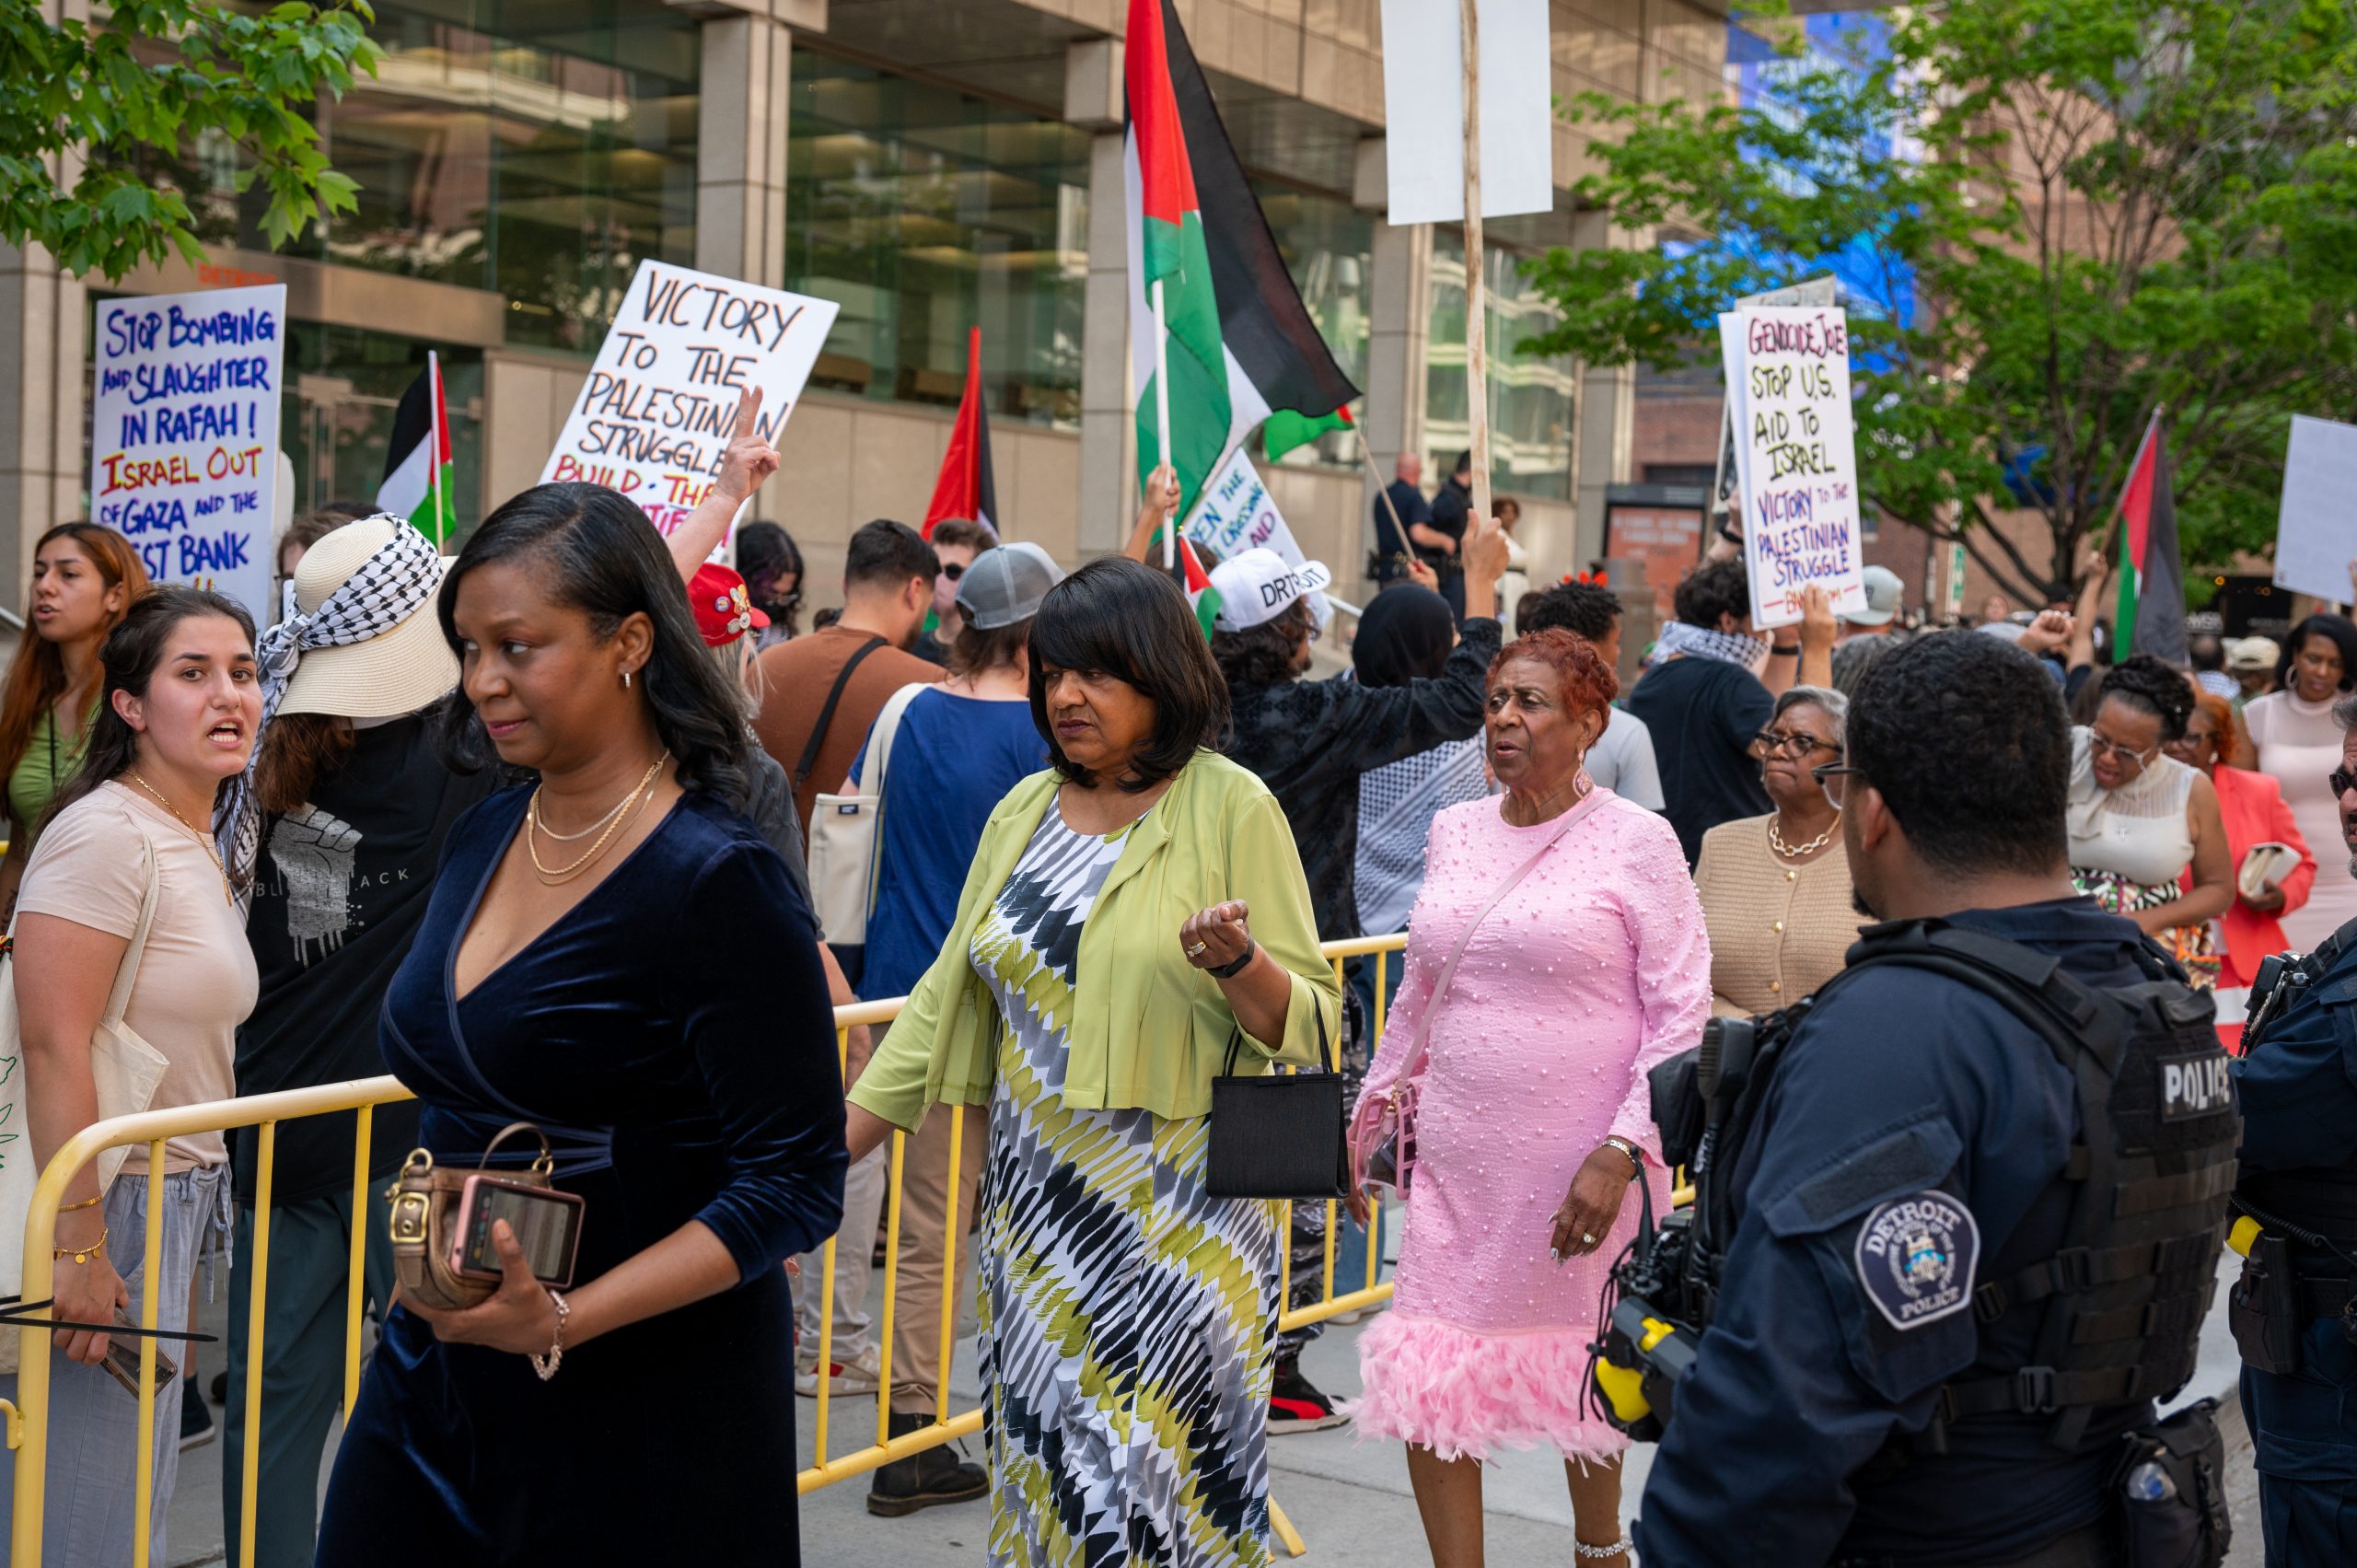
top-left (807, 681), bottom-right (930, 946)
top-left (0, 826), bottom-right (173, 1303)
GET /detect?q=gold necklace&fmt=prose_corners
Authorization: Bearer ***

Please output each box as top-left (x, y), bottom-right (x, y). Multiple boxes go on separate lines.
top-left (127, 770), bottom-right (233, 904)
top-left (528, 784), bottom-right (636, 842)
top-left (526, 751), bottom-right (668, 884)
top-left (1769, 811), bottom-right (1840, 859)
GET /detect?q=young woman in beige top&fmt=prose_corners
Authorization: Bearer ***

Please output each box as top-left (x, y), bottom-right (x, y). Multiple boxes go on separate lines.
top-left (1694, 685), bottom-right (1868, 1016)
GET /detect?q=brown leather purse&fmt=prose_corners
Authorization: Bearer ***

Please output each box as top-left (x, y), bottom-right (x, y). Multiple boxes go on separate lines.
top-left (386, 1122), bottom-right (557, 1312)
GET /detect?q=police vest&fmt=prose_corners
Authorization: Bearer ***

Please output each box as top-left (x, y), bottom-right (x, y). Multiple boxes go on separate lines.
top-left (1770, 923), bottom-right (2238, 1451)
top-left (2235, 918), bottom-right (2357, 1244)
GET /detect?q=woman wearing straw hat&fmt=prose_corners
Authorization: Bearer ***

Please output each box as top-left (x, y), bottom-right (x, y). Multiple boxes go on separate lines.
top-left (215, 514), bottom-right (492, 1568)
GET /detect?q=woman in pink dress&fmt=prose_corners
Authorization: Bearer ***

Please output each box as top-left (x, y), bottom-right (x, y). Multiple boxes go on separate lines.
top-left (1351, 627), bottom-right (1712, 1568)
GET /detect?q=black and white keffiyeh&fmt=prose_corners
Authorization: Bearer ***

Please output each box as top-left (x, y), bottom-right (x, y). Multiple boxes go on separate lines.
top-left (1656, 619), bottom-right (1771, 668)
top-left (215, 517), bottom-right (444, 889)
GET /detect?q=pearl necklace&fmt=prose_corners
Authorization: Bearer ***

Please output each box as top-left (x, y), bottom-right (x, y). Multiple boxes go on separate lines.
top-left (1769, 812), bottom-right (1840, 860)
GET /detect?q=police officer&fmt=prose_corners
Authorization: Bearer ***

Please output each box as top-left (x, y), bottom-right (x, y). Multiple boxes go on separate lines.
top-left (1635, 632), bottom-right (2234, 1565)
top-left (2230, 689), bottom-right (2357, 1563)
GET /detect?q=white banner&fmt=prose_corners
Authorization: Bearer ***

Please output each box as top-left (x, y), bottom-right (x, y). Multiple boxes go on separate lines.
top-left (2275, 414), bottom-right (2357, 603)
top-left (1379, 0), bottom-right (1553, 226)
top-left (1182, 448), bottom-right (1331, 627)
top-left (541, 261), bottom-right (840, 538)
top-left (1719, 305), bottom-right (1868, 630)
top-left (88, 285), bottom-right (286, 622)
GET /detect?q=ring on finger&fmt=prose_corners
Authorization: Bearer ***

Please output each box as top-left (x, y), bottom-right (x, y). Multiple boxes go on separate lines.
top-left (1187, 941), bottom-right (1209, 958)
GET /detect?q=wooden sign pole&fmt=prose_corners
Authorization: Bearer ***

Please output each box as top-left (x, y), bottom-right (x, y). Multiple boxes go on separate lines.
top-left (1460, 0), bottom-right (1492, 538)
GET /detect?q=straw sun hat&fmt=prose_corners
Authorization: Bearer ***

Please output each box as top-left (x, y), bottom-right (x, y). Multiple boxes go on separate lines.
top-left (274, 516), bottom-right (460, 719)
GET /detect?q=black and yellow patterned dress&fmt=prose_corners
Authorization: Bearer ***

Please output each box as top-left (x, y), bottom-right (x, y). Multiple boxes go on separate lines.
top-left (970, 799), bottom-right (1281, 1568)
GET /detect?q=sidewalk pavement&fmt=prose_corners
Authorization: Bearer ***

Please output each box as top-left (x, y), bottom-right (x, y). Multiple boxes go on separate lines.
top-left (150, 1256), bottom-right (2258, 1566)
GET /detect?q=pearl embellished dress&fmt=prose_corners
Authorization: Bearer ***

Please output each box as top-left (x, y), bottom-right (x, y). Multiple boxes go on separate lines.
top-left (1353, 791), bottom-right (1713, 1463)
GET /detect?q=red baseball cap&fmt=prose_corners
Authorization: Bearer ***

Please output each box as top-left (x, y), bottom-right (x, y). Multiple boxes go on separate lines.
top-left (690, 563), bottom-right (769, 646)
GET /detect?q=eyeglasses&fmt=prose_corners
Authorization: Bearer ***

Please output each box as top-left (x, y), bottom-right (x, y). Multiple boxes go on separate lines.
top-left (2085, 733), bottom-right (2161, 771)
top-left (1811, 762), bottom-right (1864, 788)
top-left (2331, 768), bottom-right (2357, 798)
top-left (1754, 730), bottom-right (1840, 758)
top-left (940, 563), bottom-right (965, 582)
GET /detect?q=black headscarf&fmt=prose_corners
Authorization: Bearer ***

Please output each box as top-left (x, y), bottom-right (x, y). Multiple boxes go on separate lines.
top-left (1352, 583), bottom-right (1457, 689)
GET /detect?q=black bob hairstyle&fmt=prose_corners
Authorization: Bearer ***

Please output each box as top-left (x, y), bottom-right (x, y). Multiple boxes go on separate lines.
top-left (1028, 556), bottom-right (1228, 793)
top-left (435, 482), bottom-right (753, 807)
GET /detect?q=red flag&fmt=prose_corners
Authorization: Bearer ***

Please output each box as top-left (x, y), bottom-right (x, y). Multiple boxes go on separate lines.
top-left (923, 326), bottom-right (997, 540)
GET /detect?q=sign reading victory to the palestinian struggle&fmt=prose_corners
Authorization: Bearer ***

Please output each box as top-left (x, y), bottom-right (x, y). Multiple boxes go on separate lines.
top-left (88, 285), bottom-right (285, 623)
top-left (542, 261), bottom-right (840, 537)
top-left (1718, 305), bottom-right (1867, 630)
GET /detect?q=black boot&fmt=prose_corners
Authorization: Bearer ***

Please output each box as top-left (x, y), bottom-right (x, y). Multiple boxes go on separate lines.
top-left (867, 1411), bottom-right (987, 1516)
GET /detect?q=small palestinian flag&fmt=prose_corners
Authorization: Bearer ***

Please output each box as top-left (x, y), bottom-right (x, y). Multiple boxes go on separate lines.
top-left (923, 326), bottom-right (998, 540)
top-left (2110, 410), bottom-right (2189, 665)
top-left (1178, 534), bottom-right (1221, 640)
top-left (1263, 401), bottom-right (1353, 463)
top-left (377, 353), bottom-right (456, 546)
top-left (1124, 0), bottom-right (1360, 517)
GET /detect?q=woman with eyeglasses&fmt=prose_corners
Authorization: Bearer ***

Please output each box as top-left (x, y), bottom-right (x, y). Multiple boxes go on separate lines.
top-left (2244, 611), bottom-right (2357, 951)
top-left (1692, 685), bottom-right (1866, 1016)
top-left (2066, 656), bottom-right (2233, 984)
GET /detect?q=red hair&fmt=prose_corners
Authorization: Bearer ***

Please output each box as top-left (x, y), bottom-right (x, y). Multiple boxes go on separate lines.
top-left (1490, 626), bottom-right (1619, 715)
top-left (2192, 691), bottom-right (2247, 770)
top-left (0, 523), bottom-right (150, 781)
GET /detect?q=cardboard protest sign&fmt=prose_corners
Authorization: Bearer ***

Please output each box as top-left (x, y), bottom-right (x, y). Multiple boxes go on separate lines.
top-left (88, 285), bottom-right (285, 621)
top-left (1182, 448), bottom-right (1330, 626)
top-left (2274, 414), bottom-right (2357, 603)
top-left (1718, 305), bottom-right (1867, 629)
top-left (1380, 0), bottom-right (1553, 226)
top-left (541, 261), bottom-right (839, 538)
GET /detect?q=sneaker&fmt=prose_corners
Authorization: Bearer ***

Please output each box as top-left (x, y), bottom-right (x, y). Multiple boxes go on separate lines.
top-left (868, 1411), bottom-right (988, 1516)
top-left (795, 1345), bottom-right (883, 1400)
top-left (1268, 1363), bottom-right (1349, 1434)
top-left (178, 1377), bottom-right (215, 1452)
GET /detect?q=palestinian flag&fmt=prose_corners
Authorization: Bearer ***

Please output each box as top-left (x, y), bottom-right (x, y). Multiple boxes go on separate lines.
top-left (1264, 401), bottom-right (1353, 463)
top-left (2110, 409), bottom-right (2189, 665)
top-left (1178, 535), bottom-right (1221, 639)
top-left (923, 326), bottom-right (998, 540)
top-left (377, 353), bottom-right (457, 546)
top-left (1124, 0), bottom-right (1360, 517)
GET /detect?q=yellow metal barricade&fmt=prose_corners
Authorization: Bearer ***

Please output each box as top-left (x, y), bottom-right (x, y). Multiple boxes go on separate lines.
top-left (8, 934), bottom-right (1406, 1565)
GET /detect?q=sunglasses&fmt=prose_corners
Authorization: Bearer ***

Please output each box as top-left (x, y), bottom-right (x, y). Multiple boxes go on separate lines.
top-left (2331, 768), bottom-right (2357, 798)
top-left (941, 563), bottom-right (964, 582)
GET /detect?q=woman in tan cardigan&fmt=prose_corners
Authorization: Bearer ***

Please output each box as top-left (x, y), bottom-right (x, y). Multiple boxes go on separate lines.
top-left (1694, 685), bottom-right (1865, 1016)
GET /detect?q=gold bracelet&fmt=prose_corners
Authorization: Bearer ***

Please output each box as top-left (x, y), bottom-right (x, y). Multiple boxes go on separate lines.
top-left (53, 1228), bottom-right (108, 1265)
top-left (57, 1196), bottom-right (100, 1213)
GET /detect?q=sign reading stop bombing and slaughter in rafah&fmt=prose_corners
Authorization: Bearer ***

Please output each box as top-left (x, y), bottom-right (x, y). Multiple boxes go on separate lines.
top-left (88, 284), bottom-right (285, 623)
top-left (1717, 305), bottom-right (1868, 630)
top-left (540, 261), bottom-right (840, 538)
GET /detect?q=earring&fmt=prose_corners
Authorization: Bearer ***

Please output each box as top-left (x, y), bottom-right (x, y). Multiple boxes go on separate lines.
top-left (621, 669), bottom-right (633, 690)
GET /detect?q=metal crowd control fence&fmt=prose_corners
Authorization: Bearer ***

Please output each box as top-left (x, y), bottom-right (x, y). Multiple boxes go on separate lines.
top-left (6, 934), bottom-right (1405, 1567)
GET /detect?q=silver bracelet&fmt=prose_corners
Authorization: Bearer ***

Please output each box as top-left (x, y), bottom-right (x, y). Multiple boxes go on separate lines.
top-left (1600, 1135), bottom-right (1644, 1178)
top-left (530, 1288), bottom-right (570, 1382)
top-left (1574, 1538), bottom-right (1632, 1561)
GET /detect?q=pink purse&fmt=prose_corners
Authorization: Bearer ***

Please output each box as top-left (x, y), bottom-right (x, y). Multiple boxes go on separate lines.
top-left (1349, 786), bottom-right (1601, 1197)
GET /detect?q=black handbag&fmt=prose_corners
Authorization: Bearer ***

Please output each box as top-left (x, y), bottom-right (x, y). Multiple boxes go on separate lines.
top-left (1206, 1014), bottom-right (1347, 1201)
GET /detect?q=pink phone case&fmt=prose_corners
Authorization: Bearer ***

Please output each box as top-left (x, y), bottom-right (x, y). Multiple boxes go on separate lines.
top-left (449, 1174), bottom-right (584, 1288)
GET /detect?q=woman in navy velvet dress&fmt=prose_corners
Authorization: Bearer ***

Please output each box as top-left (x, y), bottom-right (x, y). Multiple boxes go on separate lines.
top-left (314, 483), bottom-right (848, 1563)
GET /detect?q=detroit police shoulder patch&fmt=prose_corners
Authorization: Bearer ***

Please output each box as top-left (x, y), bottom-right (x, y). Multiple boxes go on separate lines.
top-left (1853, 1191), bottom-right (1980, 1331)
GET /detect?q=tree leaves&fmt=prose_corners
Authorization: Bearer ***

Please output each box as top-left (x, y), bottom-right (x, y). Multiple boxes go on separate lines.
top-left (0, 0), bottom-right (377, 282)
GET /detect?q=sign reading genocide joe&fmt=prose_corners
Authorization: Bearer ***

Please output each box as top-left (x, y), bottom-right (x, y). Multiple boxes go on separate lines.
top-left (541, 261), bottom-right (841, 538)
top-left (87, 284), bottom-right (286, 623)
top-left (1717, 305), bottom-right (1867, 630)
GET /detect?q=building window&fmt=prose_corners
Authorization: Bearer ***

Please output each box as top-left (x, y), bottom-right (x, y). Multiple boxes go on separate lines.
top-left (785, 52), bottom-right (1090, 430)
top-left (280, 329), bottom-right (483, 531)
top-left (1425, 230), bottom-right (1576, 501)
top-left (1254, 181), bottom-right (1371, 467)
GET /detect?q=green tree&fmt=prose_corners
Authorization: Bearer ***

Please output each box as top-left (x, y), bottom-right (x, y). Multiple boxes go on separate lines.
top-left (0, 0), bottom-right (378, 281)
top-left (1524, 0), bottom-right (2357, 601)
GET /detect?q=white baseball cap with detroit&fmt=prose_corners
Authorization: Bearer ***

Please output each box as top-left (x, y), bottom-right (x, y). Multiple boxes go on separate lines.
top-left (1208, 547), bottom-right (1333, 633)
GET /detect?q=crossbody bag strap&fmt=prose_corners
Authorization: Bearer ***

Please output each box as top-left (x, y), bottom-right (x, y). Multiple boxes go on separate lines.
top-left (865, 681), bottom-right (931, 807)
top-left (1391, 784), bottom-right (1605, 1086)
top-left (100, 825), bottom-right (163, 1030)
top-left (792, 635), bottom-right (888, 789)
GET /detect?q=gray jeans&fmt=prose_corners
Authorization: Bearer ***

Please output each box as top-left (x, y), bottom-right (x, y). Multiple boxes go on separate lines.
top-left (0, 1164), bottom-right (229, 1568)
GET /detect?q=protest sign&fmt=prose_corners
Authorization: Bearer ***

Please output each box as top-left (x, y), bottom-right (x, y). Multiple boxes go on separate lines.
top-left (1718, 305), bottom-right (1867, 629)
top-left (2274, 414), bottom-right (2357, 603)
top-left (540, 261), bottom-right (839, 538)
top-left (1182, 447), bottom-right (1331, 625)
top-left (88, 285), bottom-right (285, 621)
top-left (1380, 0), bottom-right (1552, 226)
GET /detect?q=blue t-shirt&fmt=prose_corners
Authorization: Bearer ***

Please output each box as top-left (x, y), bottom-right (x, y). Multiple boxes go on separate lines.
top-left (849, 688), bottom-right (1049, 1001)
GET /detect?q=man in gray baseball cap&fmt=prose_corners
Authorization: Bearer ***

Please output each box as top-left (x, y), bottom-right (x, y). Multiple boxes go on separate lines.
top-left (955, 540), bottom-right (1064, 631)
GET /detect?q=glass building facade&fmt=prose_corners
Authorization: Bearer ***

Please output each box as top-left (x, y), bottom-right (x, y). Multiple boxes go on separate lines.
top-left (1425, 230), bottom-right (1578, 500)
top-left (1255, 180), bottom-right (1373, 470)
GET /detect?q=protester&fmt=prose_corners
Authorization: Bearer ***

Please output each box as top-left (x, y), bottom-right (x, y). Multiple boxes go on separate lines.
top-left (1350, 627), bottom-right (1710, 1568)
top-left (2246, 612), bottom-right (2357, 950)
top-left (1623, 559), bottom-right (1834, 865)
top-left (1978, 591), bottom-right (2012, 625)
top-left (751, 518), bottom-right (941, 834)
top-left (273, 503), bottom-right (372, 620)
top-left (0, 522), bottom-right (149, 918)
top-left (2228, 634), bottom-right (2279, 707)
top-left (1426, 451), bottom-right (1475, 621)
top-left (1518, 579), bottom-right (1665, 810)
top-left (1492, 497), bottom-right (1528, 632)
top-left (313, 482), bottom-right (846, 1562)
top-left (841, 540), bottom-right (1059, 1516)
top-left (219, 517), bottom-right (481, 1568)
top-left (734, 520), bottom-right (805, 648)
top-left (1828, 564), bottom-right (1904, 696)
top-left (4, 587), bottom-right (260, 1568)
top-left (842, 556), bottom-right (1341, 1566)
top-left (1373, 451), bottom-right (1431, 587)
top-left (2066, 656), bottom-right (2233, 983)
top-left (1693, 686), bottom-right (1865, 1016)
top-left (912, 517), bottom-right (993, 665)
top-left (2189, 632), bottom-right (2239, 700)
top-left (2165, 690), bottom-right (2316, 1046)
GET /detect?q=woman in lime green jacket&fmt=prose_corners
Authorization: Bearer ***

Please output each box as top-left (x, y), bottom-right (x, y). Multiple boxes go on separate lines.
top-left (845, 556), bottom-right (1341, 1568)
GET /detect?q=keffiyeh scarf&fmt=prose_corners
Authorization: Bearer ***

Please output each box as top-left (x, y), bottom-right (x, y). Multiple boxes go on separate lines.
top-left (216, 517), bottom-right (444, 890)
top-left (1656, 619), bottom-right (1771, 668)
